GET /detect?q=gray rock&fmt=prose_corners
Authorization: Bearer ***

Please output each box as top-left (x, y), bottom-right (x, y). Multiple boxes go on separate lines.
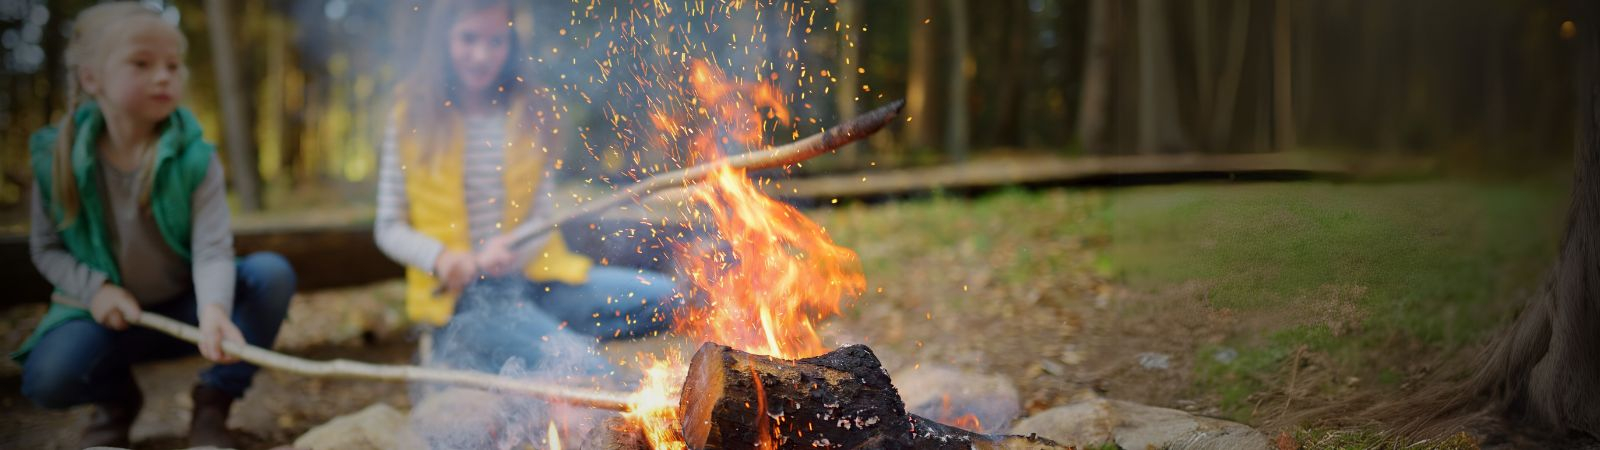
top-left (292, 402), bottom-right (423, 450)
top-left (1009, 397), bottom-right (1267, 450)
top-left (892, 365), bottom-right (1022, 432)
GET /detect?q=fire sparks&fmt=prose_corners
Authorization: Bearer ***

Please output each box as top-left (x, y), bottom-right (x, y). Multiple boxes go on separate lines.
top-left (607, 1), bottom-right (867, 448)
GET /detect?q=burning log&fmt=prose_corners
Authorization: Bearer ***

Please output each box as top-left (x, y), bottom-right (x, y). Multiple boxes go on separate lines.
top-left (676, 343), bottom-right (1066, 450)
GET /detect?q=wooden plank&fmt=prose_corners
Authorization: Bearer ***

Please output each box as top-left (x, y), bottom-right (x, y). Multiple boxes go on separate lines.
top-left (764, 152), bottom-right (1434, 201)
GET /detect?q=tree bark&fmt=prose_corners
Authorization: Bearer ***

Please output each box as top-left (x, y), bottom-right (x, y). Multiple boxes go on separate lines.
top-left (1393, 1), bottom-right (1600, 440)
top-left (1076, 0), bottom-right (1114, 154)
top-left (905, 0), bottom-right (945, 151)
top-left (206, 0), bottom-right (263, 211)
top-left (1207, 0), bottom-right (1250, 152)
top-left (1272, 0), bottom-right (1295, 152)
top-left (1135, 0), bottom-right (1190, 154)
top-left (1492, 0), bottom-right (1600, 435)
top-left (943, 0), bottom-right (971, 161)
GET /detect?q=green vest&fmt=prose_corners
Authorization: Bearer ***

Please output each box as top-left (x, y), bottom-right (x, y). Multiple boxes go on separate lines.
top-left (13, 102), bottom-right (215, 362)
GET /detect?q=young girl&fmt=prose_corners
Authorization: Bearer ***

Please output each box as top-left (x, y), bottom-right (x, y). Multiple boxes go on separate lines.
top-left (17, 3), bottom-right (296, 448)
top-left (375, 0), bottom-right (679, 375)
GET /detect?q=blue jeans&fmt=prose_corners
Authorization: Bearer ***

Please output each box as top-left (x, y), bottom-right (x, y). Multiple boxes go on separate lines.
top-left (20, 252), bottom-right (297, 408)
top-left (431, 266), bottom-right (679, 374)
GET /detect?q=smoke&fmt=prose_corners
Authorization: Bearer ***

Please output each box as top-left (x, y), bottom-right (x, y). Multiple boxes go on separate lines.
top-left (386, 1), bottom-right (849, 447)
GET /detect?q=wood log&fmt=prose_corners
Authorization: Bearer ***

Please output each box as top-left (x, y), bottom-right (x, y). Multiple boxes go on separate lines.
top-left (678, 343), bottom-right (1066, 450)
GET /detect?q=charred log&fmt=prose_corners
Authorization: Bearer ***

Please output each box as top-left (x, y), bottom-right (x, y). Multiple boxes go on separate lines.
top-left (677, 343), bottom-right (1065, 450)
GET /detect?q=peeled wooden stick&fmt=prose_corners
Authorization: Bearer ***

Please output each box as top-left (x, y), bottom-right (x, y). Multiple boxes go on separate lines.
top-left (508, 99), bottom-right (904, 249)
top-left (132, 312), bottom-right (632, 411)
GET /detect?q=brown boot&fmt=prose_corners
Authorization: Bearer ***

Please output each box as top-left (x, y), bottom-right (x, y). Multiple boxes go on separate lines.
top-left (78, 379), bottom-right (143, 449)
top-left (189, 385), bottom-right (238, 449)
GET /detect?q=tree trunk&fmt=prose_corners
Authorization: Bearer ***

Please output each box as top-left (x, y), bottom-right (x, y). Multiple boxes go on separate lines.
top-left (1272, 0), bottom-right (1294, 152)
top-left (1488, 0), bottom-right (1600, 435)
top-left (1076, 0), bottom-right (1114, 154)
top-left (1394, 1), bottom-right (1600, 440)
top-left (206, 0), bottom-right (263, 211)
top-left (1208, 0), bottom-right (1251, 152)
top-left (834, 0), bottom-right (862, 166)
top-left (905, 0), bottom-right (945, 151)
top-left (985, 0), bottom-right (1030, 148)
top-left (943, 0), bottom-right (971, 161)
top-left (1135, 0), bottom-right (1190, 154)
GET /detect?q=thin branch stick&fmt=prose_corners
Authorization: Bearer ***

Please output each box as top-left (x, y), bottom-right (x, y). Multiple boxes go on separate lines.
top-left (132, 312), bottom-right (633, 411)
top-left (506, 99), bottom-right (904, 250)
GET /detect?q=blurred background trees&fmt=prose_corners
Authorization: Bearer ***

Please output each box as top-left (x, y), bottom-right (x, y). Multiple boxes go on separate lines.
top-left (0, 0), bottom-right (1583, 223)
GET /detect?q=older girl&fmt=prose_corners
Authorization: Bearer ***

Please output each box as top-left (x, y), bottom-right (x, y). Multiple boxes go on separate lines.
top-left (375, 0), bottom-right (678, 376)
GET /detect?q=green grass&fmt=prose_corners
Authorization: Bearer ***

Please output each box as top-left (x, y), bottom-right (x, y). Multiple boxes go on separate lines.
top-left (812, 179), bottom-right (1563, 428)
top-left (1104, 180), bottom-right (1565, 420)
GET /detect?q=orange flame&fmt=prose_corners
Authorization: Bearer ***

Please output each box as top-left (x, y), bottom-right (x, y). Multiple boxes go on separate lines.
top-left (548, 420), bottom-right (563, 450)
top-left (624, 10), bottom-right (858, 450)
top-left (626, 354), bottom-right (687, 450)
top-left (676, 165), bottom-right (864, 359)
top-left (938, 394), bottom-right (986, 433)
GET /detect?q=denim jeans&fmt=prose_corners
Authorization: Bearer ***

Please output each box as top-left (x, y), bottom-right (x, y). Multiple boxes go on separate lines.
top-left (430, 266), bottom-right (679, 375)
top-left (20, 252), bottom-right (297, 407)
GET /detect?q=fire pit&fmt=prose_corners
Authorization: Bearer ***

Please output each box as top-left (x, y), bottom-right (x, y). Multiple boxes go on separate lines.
top-left (593, 343), bottom-right (1065, 450)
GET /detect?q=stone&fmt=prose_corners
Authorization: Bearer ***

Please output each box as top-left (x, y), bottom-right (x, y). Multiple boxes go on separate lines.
top-left (891, 365), bottom-right (1022, 432)
top-left (292, 402), bottom-right (422, 450)
top-left (1009, 397), bottom-right (1268, 450)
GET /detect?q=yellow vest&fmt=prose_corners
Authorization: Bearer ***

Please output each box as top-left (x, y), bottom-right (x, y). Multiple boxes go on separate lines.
top-left (395, 101), bottom-right (592, 326)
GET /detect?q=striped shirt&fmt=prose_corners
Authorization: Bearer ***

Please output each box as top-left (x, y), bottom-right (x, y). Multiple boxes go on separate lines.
top-left (374, 113), bottom-right (556, 274)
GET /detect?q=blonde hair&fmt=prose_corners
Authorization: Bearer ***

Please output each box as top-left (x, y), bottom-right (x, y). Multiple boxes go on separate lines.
top-left (52, 2), bottom-right (187, 226)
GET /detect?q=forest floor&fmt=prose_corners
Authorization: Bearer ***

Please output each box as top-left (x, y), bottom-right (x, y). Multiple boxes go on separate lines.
top-left (0, 178), bottom-right (1574, 449)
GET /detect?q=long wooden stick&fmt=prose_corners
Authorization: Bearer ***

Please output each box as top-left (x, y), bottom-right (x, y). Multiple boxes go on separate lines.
top-left (438, 100), bottom-right (905, 294)
top-left (133, 312), bottom-right (633, 411)
top-left (132, 101), bottom-right (904, 412)
top-left (508, 100), bottom-right (904, 249)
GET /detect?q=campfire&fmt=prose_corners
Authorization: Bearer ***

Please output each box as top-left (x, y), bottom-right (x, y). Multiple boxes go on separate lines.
top-left (589, 62), bottom-right (1064, 450)
top-left (129, 12), bottom-right (1063, 450)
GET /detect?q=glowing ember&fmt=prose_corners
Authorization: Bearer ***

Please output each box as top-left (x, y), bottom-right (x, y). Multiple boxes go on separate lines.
top-left (938, 394), bottom-right (986, 433)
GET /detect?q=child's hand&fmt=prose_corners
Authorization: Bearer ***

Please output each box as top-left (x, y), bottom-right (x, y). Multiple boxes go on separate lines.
top-left (198, 304), bottom-right (244, 364)
top-left (435, 250), bottom-right (479, 294)
top-left (89, 283), bottom-right (142, 330)
top-left (475, 234), bottom-right (517, 276)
